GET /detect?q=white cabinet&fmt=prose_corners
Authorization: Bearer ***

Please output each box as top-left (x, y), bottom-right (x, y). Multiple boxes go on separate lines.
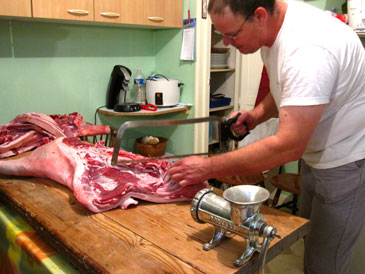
top-left (193, 9), bottom-right (262, 154)
top-left (239, 51), bottom-right (263, 111)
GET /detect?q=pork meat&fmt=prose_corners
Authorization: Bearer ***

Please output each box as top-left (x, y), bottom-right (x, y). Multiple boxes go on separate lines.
top-left (0, 112), bottom-right (111, 158)
top-left (0, 137), bottom-right (208, 212)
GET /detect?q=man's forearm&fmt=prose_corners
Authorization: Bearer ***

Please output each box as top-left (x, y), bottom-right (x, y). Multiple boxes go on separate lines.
top-left (250, 92), bottom-right (278, 128)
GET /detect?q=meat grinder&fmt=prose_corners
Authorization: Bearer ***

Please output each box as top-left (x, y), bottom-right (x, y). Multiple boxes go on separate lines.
top-left (191, 185), bottom-right (280, 274)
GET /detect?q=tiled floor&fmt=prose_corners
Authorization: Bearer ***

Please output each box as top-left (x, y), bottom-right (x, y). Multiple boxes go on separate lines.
top-left (265, 238), bottom-right (304, 274)
top-left (265, 191), bottom-right (305, 274)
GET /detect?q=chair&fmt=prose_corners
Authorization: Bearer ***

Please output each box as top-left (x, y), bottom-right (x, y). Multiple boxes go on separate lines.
top-left (215, 142), bottom-right (268, 189)
top-left (217, 172), bottom-right (267, 188)
top-left (80, 126), bottom-right (117, 148)
top-left (270, 160), bottom-right (301, 215)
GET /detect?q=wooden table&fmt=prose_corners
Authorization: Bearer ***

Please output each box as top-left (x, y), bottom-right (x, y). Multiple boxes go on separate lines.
top-left (0, 175), bottom-right (310, 274)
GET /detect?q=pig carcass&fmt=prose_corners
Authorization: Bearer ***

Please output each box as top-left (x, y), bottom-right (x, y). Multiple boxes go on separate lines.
top-left (0, 137), bottom-right (208, 212)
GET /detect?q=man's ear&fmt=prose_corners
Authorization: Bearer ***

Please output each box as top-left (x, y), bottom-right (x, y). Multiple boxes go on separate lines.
top-left (254, 7), bottom-right (268, 26)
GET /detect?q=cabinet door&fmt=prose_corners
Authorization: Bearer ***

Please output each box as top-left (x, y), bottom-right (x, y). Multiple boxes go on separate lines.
top-left (95, 0), bottom-right (144, 25)
top-left (32, 0), bottom-right (94, 21)
top-left (143, 0), bottom-right (182, 28)
top-left (0, 0), bottom-right (31, 17)
top-left (239, 51), bottom-right (263, 111)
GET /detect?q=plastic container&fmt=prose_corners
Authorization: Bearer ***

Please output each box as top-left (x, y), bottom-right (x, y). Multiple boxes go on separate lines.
top-left (209, 97), bottom-right (231, 108)
top-left (132, 69), bottom-right (146, 104)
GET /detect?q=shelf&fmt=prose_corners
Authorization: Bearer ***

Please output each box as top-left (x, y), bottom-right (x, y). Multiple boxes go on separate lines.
top-left (209, 140), bottom-right (220, 145)
top-left (98, 104), bottom-right (191, 117)
top-left (209, 105), bottom-right (234, 113)
top-left (210, 68), bottom-right (235, 73)
top-left (356, 31), bottom-right (365, 38)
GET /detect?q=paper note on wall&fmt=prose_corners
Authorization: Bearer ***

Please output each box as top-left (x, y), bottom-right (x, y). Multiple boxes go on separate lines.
top-left (180, 28), bottom-right (195, 60)
top-left (180, 18), bottom-right (196, 61)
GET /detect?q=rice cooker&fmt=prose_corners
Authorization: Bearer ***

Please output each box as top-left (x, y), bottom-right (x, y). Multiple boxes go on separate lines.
top-left (146, 74), bottom-right (184, 107)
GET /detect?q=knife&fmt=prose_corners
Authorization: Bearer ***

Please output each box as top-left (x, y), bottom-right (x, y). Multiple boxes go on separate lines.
top-left (117, 152), bottom-right (210, 164)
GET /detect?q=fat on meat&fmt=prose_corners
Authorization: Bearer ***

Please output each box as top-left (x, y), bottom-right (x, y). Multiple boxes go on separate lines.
top-left (0, 137), bottom-right (208, 212)
top-left (49, 112), bottom-right (110, 137)
top-left (13, 113), bottom-right (66, 138)
top-left (0, 112), bottom-right (110, 159)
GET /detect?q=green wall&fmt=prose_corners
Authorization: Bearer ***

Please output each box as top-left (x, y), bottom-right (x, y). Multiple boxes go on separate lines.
top-left (0, 20), bottom-right (156, 121)
top-left (301, 0), bottom-right (346, 12)
top-left (0, 0), bottom-right (195, 154)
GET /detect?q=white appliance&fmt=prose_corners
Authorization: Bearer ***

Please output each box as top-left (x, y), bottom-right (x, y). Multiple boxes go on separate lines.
top-left (146, 74), bottom-right (184, 107)
top-left (348, 0), bottom-right (365, 30)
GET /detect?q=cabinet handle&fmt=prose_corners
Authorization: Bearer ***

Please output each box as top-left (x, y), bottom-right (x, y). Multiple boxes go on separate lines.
top-left (100, 12), bottom-right (120, 18)
top-left (147, 16), bottom-right (164, 22)
top-left (67, 9), bottom-right (89, 15)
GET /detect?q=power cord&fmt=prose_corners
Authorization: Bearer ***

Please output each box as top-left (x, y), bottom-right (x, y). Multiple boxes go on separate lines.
top-left (94, 105), bottom-right (106, 125)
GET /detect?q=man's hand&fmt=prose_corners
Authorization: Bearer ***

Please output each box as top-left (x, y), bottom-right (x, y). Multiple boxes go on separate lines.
top-left (168, 156), bottom-right (212, 187)
top-left (229, 110), bottom-right (253, 136)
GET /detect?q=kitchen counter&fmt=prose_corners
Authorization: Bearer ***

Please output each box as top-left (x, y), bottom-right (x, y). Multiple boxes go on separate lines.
top-left (0, 174), bottom-right (310, 274)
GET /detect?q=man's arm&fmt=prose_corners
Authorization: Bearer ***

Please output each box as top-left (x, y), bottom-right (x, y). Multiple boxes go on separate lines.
top-left (169, 104), bottom-right (326, 186)
top-left (250, 92), bottom-right (279, 126)
top-left (231, 92), bottom-right (278, 136)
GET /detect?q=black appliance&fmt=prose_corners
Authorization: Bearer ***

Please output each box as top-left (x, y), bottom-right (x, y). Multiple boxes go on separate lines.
top-left (106, 65), bottom-right (132, 110)
top-left (113, 102), bottom-right (141, 112)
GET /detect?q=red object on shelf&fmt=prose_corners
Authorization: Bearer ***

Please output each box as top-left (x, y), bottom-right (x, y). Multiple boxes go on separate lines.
top-left (140, 104), bottom-right (157, 111)
top-left (335, 14), bottom-right (346, 23)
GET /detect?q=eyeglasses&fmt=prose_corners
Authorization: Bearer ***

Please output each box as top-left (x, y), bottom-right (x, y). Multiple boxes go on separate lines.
top-left (215, 11), bottom-right (254, 42)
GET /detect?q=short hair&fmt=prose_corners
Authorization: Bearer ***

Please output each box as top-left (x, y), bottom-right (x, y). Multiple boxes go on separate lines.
top-left (208, 0), bottom-right (276, 18)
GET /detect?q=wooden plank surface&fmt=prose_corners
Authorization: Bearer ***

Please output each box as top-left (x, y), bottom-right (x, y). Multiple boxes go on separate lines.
top-left (0, 176), bottom-right (201, 274)
top-left (0, 175), bottom-right (310, 274)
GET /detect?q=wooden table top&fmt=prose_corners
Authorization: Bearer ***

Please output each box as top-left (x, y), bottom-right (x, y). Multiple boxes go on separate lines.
top-left (0, 175), bottom-right (310, 274)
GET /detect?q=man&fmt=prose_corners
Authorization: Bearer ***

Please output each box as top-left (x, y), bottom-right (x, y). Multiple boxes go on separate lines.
top-left (169, 0), bottom-right (365, 273)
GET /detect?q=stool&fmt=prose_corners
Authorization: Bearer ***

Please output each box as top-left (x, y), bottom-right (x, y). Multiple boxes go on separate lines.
top-left (217, 172), bottom-right (267, 188)
top-left (270, 160), bottom-right (301, 215)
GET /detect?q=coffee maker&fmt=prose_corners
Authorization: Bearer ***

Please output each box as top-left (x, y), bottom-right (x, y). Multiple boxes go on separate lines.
top-left (106, 65), bottom-right (140, 112)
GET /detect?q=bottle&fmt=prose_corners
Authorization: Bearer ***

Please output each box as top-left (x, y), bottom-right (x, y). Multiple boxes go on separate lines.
top-left (132, 69), bottom-right (146, 104)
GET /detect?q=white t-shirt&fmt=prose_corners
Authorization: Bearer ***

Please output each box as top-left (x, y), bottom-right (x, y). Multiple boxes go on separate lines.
top-left (261, 0), bottom-right (365, 169)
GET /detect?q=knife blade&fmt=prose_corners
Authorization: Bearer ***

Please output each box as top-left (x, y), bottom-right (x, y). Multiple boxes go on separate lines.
top-left (117, 152), bottom-right (210, 164)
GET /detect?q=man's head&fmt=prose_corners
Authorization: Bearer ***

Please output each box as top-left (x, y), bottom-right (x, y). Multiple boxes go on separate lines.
top-left (208, 0), bottom-right (275, 18)
top-left (208, 0), bottom-right (283, 53)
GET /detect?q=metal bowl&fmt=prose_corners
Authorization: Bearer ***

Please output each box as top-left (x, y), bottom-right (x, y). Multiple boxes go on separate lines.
top-left (223, 185), bottom-right (270, 205)
top-left (223, 185), bottom-right (270, 222)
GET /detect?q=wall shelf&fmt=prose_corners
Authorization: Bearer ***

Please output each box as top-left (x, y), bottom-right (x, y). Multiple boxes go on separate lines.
top-left (356, 31), bottom-right (365, 38)
top-left (209, 140), bottom-right (220, 145)
top-left (210, 68), bottom-right (235, 73)
top-left (209, 105), bottom-right (234, 113)
top-left (98, 104), bottom-right (191, 117)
